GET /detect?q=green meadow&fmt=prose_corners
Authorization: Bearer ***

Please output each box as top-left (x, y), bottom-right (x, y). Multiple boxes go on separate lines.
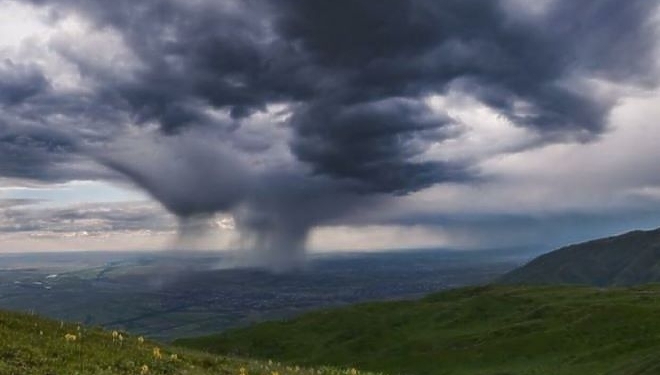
top-left (176, 285), bottom-right (660, 375)
top-left (0, 308), bottom-right (378, 375)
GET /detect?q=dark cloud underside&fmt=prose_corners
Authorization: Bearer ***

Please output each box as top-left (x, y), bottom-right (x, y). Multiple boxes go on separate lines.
top-left (1, 0), bottom-right (658, 264)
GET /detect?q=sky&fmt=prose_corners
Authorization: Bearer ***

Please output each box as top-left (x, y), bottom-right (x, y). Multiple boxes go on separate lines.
top-left (1, 0), bottom-right (660, 266)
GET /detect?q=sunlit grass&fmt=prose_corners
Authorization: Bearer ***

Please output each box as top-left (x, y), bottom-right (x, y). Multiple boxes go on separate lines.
top-left (0, 309), bottom-right (381, 375)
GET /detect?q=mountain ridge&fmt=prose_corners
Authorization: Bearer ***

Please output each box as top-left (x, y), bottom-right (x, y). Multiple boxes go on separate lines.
top-left (500, 227), bottom-right (660, 286)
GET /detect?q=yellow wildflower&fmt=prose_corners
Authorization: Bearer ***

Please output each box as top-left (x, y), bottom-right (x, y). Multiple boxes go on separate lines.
top-left (239, 367), bottom-right (247, 375)
top-left (64, 333), bottom-right (77, 342)
top-left (112, 330), bottom-right (119, 342)
top-left (140, 364), bottom-right (149, 375)
top-left (137, 336), bottom-right (145, 344)
top-left (153, 347), bottom-right (162, 360)
top-left (349, 369), bottom-right (358, 375)
top-left (170, 353), bottom-right (178, 361)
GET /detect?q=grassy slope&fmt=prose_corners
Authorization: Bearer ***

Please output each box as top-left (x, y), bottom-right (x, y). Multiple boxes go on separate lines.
top-left (176, 285), bottom-right (660, 375)
top-left (500, 228), bottom-right (660, 286)
top-left (0, 309), bottom-right (378, 375)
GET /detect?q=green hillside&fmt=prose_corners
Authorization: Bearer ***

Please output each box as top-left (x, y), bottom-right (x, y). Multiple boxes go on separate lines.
top-left (176, 284), bottom-right (660, 375)
top-left (500, 228), bottom-right (660, 286)
top-left (0, 309), bottom-right (377, 375)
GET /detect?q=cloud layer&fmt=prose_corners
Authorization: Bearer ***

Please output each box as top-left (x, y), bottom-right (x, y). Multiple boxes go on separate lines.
top-left (1, 0), bottom-right (659, 264)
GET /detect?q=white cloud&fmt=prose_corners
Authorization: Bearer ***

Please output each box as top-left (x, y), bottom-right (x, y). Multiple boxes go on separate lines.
top-left (423, 92), bottom-right (541, 163)
top-left (0, 0), bottom-right (141, 93)
top-left (0, 1), bottom-right (53, 48)
top-left (308, 225), bottom-right (453, 252)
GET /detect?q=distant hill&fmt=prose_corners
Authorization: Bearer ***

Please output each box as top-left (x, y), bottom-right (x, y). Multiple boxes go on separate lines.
top-left (0, 309), bottom-right (374, 375)
top-left (175, 284), bottom-right (660, 375)
top-left (500, 228), bottom-right (660, 286)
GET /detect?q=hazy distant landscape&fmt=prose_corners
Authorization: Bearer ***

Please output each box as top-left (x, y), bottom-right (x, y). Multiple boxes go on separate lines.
top-left (0, 249), bottom-right (525, 341)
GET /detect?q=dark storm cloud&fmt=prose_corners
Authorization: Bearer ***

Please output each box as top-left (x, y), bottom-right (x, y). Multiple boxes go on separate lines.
top-left (0, 115), bottom-right (119, 182)
top-left (2, 0), bottom-right (659, 265)
top-left (273, 0), bottom-right (657, 134)
top-left (233, 172), bottom-right (385, 268)
top-left (0, 60), bottom-right (49, 105)
top-left (289, 98), bottom-right (466, 192)
top-left (94, 134), bottom-right (251, 217)
top-left (95, 132), bottom-right (382, 267)
top-left (0, 121), bottom-right (78, 181)
top-left (31, 0), bottom-right (655, 191)
top-left (38, 0), bottom-right (304, 132)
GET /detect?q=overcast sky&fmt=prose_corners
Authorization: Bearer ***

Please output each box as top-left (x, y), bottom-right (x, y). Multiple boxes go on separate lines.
top-left (1, 0), bottom-right (660, 263)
